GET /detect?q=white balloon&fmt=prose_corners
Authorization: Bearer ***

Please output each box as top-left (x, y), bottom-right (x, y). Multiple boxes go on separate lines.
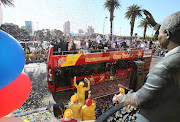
top-left (0, 2), bottom-right (3, 25)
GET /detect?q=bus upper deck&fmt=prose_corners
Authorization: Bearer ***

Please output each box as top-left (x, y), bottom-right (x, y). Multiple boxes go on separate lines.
top-left (47, 45), bottom-right (153, 95)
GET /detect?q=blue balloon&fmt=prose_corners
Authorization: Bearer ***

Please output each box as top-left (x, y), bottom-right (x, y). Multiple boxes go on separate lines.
top-left (0, 30), bottom-right (25, 89)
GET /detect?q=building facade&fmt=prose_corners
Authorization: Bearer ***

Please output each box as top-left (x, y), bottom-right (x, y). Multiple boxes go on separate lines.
top-left (63, 21), bottom-right (70, 35)
top-left (25, 21), bottom-right (33, 34)
top-left (87, 26), bottom-right (94, 35)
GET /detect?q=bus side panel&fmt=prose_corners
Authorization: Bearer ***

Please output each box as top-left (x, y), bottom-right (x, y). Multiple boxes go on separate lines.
top-left (143, 49), bottom-right (154, 73)
top-left (47, 45), bottom-right (56, 92)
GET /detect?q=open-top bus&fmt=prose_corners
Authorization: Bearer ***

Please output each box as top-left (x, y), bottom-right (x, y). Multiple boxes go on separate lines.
top-left (47, 45), bottom-right (153, 102)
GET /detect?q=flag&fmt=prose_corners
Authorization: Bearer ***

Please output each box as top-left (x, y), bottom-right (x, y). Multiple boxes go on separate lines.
top-left (96, 35), bottom-right (101, 43)
top-left (105, 34), bottom-right (110, 40)
top-left (71, 32), bottom-right (75, 36)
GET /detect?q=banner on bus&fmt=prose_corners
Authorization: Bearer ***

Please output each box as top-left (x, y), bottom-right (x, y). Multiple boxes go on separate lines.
top-left (51, 50), bottom-right (148, 67)
top-left (71, 73), bottom-right (106, 88)
top-left (115, 68), bottom-right (133, 79)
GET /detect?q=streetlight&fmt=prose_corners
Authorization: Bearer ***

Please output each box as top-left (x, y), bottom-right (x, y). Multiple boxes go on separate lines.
top-left (120, 27), bottom-right (121, 36)
top-left (103, 17), bottom-right (108, 39)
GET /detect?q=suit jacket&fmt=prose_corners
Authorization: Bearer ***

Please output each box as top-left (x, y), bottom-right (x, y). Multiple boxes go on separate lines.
top-left (126, 46), bottom-right (180, 122)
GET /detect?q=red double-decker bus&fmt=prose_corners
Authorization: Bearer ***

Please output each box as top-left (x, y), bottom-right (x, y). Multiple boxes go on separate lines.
top-left (47, 46), bottom-right (153, 102)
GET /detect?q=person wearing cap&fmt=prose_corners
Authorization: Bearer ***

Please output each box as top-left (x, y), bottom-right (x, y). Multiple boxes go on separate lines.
top-left (117, 11), bottom-right (180, 122)
top-left (62, 109), bottom-right (77, 122)
top-left (80, 98), bottom-right (96, 121)
top-left (74, 76), bottom-right (90, 105)
top-left (68, 94), bottom-right (83, 121)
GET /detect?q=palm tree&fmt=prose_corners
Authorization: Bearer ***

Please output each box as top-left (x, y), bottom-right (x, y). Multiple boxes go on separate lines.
top-left (138, 18), bottom-right (152, 39)
top-left (125, 4), bottom-right (142, 43)
top-left (0, 0), bottom-right (14, 7)
top-left (104, 0), bottom-right (121, 42)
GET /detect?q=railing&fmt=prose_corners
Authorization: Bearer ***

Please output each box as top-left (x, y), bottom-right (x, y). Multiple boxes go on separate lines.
top-left (96, 102), bottom-right (139, 122)
top-left (53, 48), bottom-right (128, 55)
top-left (96, 102), bottom-right (125, 122)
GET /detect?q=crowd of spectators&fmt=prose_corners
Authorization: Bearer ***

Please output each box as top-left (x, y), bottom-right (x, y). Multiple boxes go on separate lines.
top-left (20, 37), bottom-right (161, 59)
top-left (94, 94), bottom-right (114, 119)
top-left (20, 41), bottom-right (50, 61)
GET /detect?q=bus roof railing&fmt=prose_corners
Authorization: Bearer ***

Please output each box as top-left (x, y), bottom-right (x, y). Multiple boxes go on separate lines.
top-left (52, 48), bottom-right (129, 55)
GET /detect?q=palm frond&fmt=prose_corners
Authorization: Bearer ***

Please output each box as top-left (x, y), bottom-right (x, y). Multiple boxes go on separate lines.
top-left (125, 4), bottom-right (142, 20)
top-left (0, 0), bottom-right (14, 7)
top-left (138, 18), bottom-right (152, 28)
top-left (104, 0), bottom-right (121, 12)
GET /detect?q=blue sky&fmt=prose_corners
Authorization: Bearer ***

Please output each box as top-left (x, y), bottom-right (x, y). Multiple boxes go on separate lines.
top-left (2, 0), bottom-right (180, 37)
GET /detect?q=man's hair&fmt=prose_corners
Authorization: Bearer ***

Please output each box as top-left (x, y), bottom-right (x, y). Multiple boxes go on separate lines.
top-left (160, 11), bottom-right (180, 43)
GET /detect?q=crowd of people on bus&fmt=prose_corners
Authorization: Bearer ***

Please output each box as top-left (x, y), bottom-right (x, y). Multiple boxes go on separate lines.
top-left (51, 36), bottom-right (159, 55)
top-left (20, 36), bottom-right (161, 60)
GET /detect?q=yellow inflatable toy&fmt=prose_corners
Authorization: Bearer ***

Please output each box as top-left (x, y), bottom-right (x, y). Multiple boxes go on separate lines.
top-left (62, 109), bottom-right (77, 122)
top-left (74, 76), bottom-right (90, 105)
top-left (68, 94), bottom-right (83, 121)
top-left (80, 98), bottom-right (96, 121)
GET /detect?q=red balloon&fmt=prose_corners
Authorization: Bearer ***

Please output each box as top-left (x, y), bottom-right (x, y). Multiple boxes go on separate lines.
top-left (0, 72), bottom-right (31, 118)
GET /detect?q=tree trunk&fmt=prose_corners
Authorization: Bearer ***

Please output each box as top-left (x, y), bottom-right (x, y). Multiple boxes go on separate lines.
top-left (143, 25), bottom-right (147, 39)
top-left (110, 20), bottom-right (113, 42)
top-left (130, 17), bottom-right (135, 46)
top-left (110, 7), bottom-right (114, 42)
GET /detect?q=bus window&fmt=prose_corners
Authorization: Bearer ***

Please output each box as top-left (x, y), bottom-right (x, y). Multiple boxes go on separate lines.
top-left (48, 65), bottom-right (53, 86)
top-left (53, 67), bottom-right (71, 89)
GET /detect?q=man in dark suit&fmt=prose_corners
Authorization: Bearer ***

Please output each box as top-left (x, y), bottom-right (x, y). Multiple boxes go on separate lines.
top-left (115, 11), bottom-right (180, 122)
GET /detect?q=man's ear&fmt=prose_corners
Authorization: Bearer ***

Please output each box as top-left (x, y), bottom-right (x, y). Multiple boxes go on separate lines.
top-left (164, 30), bottom-right (170, 39)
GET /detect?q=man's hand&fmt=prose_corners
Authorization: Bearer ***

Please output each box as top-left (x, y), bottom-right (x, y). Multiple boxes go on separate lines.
top-left (143, 9), bottom-right (157, 27)
top-left (124, 95), bottom-right (139, 108)
top-left (84, 77), bottom-right (90, 84)
top-left (112, 94), bottom-right (125, 104)
top-left (112, 94), bottom-right (120, 104)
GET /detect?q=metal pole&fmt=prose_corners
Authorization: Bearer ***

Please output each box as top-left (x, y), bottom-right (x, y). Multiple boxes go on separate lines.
top-left (120, 27), bottom-right (121, 36)
top-left (37, 22), bottom-right (38, 30)
top-left (103, 17), bottom-right (107, 39)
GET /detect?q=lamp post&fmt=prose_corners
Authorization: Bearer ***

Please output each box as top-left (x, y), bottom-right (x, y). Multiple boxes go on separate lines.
top-left (103, 17), bottom-right (108, 39)
top-left (120, 27), bottom-right (121, 36)
top-left (36, 22), bottom-right (38, 31)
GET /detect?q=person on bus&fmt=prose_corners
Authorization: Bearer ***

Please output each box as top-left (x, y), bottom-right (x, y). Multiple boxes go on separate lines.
top-left (98, 39), bottom-right (104, 51)
top-left (88, 39), bottom-right (92, 49)
top-left (59, 38), bottom-right (68, 55)
top-left (80, 98), bottom-right (96, 121)
top-left (114, 11), bottom-right (180, 122)
top-left (80, 39), bottom-right (86, 49)
top-left (70, 41), bottom-right (77, 54)
top-left (52, 39), bottom-right (60, 54)
top-left (68, 94), bottom-right (83, 121)
top-left (90, 41), bottom-right (96, 49)
top-left (74, 76), bottom-right (90, 105)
